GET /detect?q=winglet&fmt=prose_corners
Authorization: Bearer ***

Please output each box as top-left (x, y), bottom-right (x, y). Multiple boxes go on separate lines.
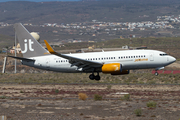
top-left (44, 40), bottom-right (56, 54)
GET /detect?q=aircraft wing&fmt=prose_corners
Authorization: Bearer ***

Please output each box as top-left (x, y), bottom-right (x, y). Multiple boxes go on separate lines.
top-left (44, 40), bottom-right (103, 71)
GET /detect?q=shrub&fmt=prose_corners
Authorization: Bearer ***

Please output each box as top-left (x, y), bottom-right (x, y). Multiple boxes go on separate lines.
top-left (0, 96), bottom-right (7, 99)
top-left (55, 89), bottom-right (59, 94)
top-left (20, 90), bottom-right (24, 93)
top-left (78, 93), bottom-right (88, 100)
top-left (134, 108), bottom-right (142, 116)
top-left (147, 101), bottom-right (157, 108)
top-left (106, 85), bottom-right (112, 90)
top-left (121, 94), bottom-right (130, 101)
top-left (94, 94), bottom-right (102, 101)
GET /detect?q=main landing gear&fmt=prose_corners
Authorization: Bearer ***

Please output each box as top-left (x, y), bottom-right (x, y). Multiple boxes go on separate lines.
top-left (89, 72), bottom-right (101, 81)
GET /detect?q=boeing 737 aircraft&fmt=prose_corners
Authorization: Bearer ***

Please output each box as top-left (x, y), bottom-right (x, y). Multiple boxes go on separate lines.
top-left (9, 23), bottom-right (176, 81)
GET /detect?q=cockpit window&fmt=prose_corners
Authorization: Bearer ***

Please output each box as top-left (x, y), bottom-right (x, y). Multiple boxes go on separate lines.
top-left (160, 53), bottom-right (168, 56)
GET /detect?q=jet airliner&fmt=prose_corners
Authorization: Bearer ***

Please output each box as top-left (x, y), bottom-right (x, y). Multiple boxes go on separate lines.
top-left (9, 23), bottom-right (176, 81)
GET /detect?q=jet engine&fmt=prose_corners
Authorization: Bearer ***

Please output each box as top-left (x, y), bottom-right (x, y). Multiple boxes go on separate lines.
top-left (101, 63), bottom-right (129, 75)
top-left (111, 70), bottom-right (129, 75)
top-left (102, 63), bottom-right (121, 73)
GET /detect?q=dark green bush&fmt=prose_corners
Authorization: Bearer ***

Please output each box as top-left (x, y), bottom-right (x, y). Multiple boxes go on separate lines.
top-left (121, 94), bottom-right (130, 101)
top-left (55, 89), bottom-right (59, 94)
top-left (94, 94), bottom-right (102, 101)
top-left (147, 101), bottom-right (157, 108)
top-left (134, 108), bottom-right (142, 116)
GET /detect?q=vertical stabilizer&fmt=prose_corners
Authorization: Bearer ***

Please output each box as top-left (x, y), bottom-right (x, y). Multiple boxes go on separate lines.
top-left (14, 23), bottom-right (48, 58)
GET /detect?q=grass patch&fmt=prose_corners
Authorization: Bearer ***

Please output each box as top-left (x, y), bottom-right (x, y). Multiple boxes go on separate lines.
top-left (20, 90), bottom-right (24, 93)
top-left (147, 101), bottom-right (157, 108)
top-left (94, 94), bottom-right (102, 101)
top-left (0, 96), bottom-right (8, 99)
top-left (134, 108), bottom-right (142, 116)
top-left (106, 85), bottom-right (112, 90)
top-left (0, 72), bottom-right (180, 84)
top-left (55, 89), bottom-right (59, 94)
top-left (121, 94), bottom-right (130, 101)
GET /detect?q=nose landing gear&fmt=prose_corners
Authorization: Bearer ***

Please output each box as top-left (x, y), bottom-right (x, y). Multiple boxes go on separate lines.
top-left (154, 67), bottom-right (164, 76)
top-left (155, 71), bottom-right (159, 76)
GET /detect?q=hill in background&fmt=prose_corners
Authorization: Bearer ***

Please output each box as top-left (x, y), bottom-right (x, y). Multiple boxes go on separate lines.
top-left (0, 0), bottom-right (180, 24)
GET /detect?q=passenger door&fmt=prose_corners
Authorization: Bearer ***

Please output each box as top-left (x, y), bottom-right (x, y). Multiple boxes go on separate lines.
top-left (46, 58), bottom-right (50, 68)
top-left (150, 52), bottom-right (154, 61)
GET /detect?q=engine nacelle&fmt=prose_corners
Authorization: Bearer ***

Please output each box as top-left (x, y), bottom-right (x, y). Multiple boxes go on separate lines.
top-left (102, 63), bottom-right (121, 73)
top-left (111, 70), bottom-right (129, 75)
top-left (101, 63), bottom-right (129, 75)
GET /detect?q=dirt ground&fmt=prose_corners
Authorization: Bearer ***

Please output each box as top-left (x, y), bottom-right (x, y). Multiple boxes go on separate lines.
top-left (0, 84), bottom-right (180, 120)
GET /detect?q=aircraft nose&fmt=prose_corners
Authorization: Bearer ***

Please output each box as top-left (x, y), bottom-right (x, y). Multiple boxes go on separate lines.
top-left (170, 56), bottom-right (176, 63)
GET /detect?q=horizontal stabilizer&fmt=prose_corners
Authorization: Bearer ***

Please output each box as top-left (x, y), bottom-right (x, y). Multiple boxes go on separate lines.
top-left (8, 55), bottom-right (35, 61)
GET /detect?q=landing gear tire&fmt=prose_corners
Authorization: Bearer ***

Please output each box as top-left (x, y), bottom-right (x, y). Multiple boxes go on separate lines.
top-left (155, 72), bottom-right (158, 76)
top-left (89, 73), bottom-right (101, 81)
top-left (89, 74), bottom-right (95, 80)
top-left (94, 75), bottom-right (100, 81)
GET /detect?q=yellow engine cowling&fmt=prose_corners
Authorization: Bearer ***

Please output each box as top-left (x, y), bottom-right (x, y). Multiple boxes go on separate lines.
top-left (102, 63), bottom-right (121, 73)
top-left (111, 70), bottom-right (129, 75)
top-left (101, 63), bottom-right (129, 75)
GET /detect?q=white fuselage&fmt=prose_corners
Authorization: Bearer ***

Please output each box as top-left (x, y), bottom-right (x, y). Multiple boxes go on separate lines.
top-left (21, 49), bottom-right (176, 73)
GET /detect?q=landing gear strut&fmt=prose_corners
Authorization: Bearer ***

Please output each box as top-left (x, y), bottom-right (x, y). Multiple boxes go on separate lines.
top-left (89, 72), bottom-right (101, 81)
top-left (154, 67), bottom-right (164, 76)
top-left (155, 71), bottom-right (159, 76)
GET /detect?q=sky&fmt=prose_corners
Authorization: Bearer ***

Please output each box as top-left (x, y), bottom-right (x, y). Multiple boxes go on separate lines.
top-left (0, 0), bottom-right (81, 2)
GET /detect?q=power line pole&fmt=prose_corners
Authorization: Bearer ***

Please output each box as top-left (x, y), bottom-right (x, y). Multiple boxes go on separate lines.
top-left (15, 32), bottom-right (17, 73)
